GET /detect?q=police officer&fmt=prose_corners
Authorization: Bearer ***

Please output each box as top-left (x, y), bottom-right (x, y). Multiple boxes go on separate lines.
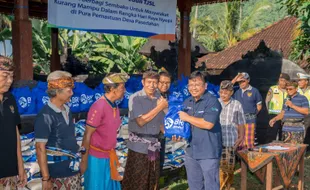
top-left (266, 73), bottom-right (290, 143)
top-left (297, 73), bottom-right (310, 150)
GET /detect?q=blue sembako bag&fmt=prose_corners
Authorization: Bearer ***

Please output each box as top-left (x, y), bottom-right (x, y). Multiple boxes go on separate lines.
top-left (93, 83), bottom-right (105, 101)
top-left (78, 83), bottom-right (94, 112)
top-left (32, 81), bottom-right (49, 113)
top-left (164, 93), bottom-right (191, 139)
top-left (11, 86), bottom-right (36, 115)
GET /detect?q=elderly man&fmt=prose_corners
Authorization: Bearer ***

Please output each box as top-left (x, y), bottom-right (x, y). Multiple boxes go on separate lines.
top-left (35, 71), bottom-right (80, 190)
top-left (0, 56), bottom-right (27, 189)
top-left (233, 72), bottom-right (262, 149)
top-left (122, 71), bottom-right (168, 190)
top-left (218, 80), bottom-right (245, 190)
top-left (178, 71), bottom-right (222, 190)
top-left (265, 73), bottom-right (290, 143)
top-left (270, 80), bottom-right (309, 144)
top-left (81, 73), bottom-right (129, 190)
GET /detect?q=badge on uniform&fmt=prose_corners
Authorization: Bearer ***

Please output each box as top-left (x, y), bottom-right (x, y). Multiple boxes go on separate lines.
top-left (9, 105), bottom-right (14, 113)
top-left (247, 92), bottom-right (252, 97)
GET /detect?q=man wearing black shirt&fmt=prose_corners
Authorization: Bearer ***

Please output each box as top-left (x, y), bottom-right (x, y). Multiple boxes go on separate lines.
top-left (0, 56), bottom-right (27, 189)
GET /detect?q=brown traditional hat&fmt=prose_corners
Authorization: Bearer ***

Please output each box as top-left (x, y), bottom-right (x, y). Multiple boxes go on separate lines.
top-left (0, 56), bottom-right (14, 71)
top-left (102, 73), bottom-right (130, 84)
top-left (220, 80), bottom-right (233, 91)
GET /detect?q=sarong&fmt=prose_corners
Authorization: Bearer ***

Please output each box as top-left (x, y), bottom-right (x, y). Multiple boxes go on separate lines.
top-left (51, 174), bottom-right (81, 190)
top-left (220, 147), bottom-right (235, 189)
top-left (0, 176), bottom-right (17, 190)
top-left (283, 131), bottom-right (305, 144)
top-left (282, 124), bottom-right (305, 144)
top-left (122, 149), bottom-right (160, 190)
top-left (243, 123), bottom-right (255, 149)
top-left (84, 155), bottom-right (121, 190)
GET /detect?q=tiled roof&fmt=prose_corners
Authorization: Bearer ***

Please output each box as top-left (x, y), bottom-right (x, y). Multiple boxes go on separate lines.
top-left (197, 17), bottom-right (299, 70)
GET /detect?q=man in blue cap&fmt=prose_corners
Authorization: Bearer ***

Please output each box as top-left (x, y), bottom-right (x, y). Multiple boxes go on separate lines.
top-left (233, 72), bottom-right (262, 149)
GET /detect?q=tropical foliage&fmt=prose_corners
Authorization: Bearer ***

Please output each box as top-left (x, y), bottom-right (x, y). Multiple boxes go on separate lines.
top-left (0, 14), bottom-right (13, 56)
top-left (190, 0), bottom-right (288, 51)
top-left (90, 34), bottom-right (152, 74)
top-left (280, 0), bottom-right (310, 64)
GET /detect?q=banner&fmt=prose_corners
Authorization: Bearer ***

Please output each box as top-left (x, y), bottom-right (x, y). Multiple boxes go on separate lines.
top-left (48, 0), bottom-right (177, 40)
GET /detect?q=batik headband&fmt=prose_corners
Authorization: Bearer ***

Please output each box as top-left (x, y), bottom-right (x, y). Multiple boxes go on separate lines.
top-left (0, 56), bottom-right (14, 71)
top-left (48, 77), bottom-right (74, 90)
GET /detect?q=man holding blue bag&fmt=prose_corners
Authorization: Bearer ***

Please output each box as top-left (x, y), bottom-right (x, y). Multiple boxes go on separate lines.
top-left (176, 71), bottom-right (222, 190)
top-left (122, 71), bottom-right (168, 190)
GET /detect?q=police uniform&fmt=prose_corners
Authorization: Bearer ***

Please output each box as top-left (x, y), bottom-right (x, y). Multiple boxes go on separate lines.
top-left (266, 73), bottom-right (290, 142)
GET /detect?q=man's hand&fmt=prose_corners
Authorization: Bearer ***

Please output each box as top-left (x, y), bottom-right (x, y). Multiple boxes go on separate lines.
top-left (269, 118), bottom-right (276, 127)
top-left (157, 97), bottom-right (168, 110)
top-left (234, 138), bottom-right (243, 150)
top-left (178, 111), bottom-right (190, 122)
top-left (171, 135), bottom-right (182, 142)
top-left (42, 179), bottom-right (53, 190)
top-left (285, 100), bottom-right (294, 108)
top-left (17, 169), bottom-right (27, 187)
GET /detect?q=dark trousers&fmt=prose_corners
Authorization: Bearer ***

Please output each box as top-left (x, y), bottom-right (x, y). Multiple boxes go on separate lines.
top-left (267, 114), bottom-right (283, 143)
top-left (159, 136), bottom-right (166, 172)
top-left (303, 115), bottom-right (310, 151)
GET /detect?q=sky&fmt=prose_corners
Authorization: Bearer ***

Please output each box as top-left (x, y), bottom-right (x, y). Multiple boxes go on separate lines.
top-left (0, 40), bottom-right (12, 57)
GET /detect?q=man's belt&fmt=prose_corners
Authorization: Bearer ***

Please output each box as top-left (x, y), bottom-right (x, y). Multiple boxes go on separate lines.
top-left (134, 132), bottom-right (159, 139)
top-left (244, 113), bottom-right (256, 120)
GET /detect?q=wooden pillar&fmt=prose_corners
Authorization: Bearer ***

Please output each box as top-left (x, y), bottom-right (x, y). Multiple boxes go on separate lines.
top-left (50, 28), bottom-right (61, 71)
top-left (12, 0), bottom-right (33, 80)
top-left (177, 0), bottom-right (192, 79)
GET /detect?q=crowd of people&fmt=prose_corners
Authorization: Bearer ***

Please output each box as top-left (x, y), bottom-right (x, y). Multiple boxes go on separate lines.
top-left (1, 54), bottom-right (310, 190)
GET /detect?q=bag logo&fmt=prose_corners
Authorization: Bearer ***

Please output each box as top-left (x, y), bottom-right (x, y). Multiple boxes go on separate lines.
top-left (18, 97), bottom-right (28, 108)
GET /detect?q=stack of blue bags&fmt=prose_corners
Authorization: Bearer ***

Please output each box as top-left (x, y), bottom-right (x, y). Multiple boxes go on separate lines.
top-left (10, 75), bottom-right (144, 115)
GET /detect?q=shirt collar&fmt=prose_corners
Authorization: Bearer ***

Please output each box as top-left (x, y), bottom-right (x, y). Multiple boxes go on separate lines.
top-left (189, 92), bottom-right (207, 102)
top-left (48, 101), bottom-right (69, 113)
top-left (241, 85), bottom-right (252, 93)
top-left (141, 88), bottom-right (160, 99)
top-left (218, 97), bottom-right (233, 106)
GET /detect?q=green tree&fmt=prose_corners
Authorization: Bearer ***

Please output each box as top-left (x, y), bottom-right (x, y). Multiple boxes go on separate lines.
top-left (90, 34), bottom-right (153, 74)
top-left (280, 0), bottom-right (310, 64)
top-left (0, 14), bottom-right (13, 56)
top-left (190, 0), bottom-right (287, 52)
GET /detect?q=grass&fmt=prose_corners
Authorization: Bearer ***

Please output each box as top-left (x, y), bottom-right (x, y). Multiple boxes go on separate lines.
top-left (161, 154), bottom-right (310, 190)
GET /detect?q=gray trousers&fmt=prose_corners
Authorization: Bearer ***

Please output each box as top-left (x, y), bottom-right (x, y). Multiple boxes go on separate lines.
top-left (184, 154), bottom-right (220, 190)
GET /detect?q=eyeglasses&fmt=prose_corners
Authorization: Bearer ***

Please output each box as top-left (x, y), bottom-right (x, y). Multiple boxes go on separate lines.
top-left (159, 81), bottom-right (171, 86)
top-left (238, 80), bottom-right (246, 83)
top-left (188, 83), bottom-right (204, 89)
top-left (286, 88), bottom-right (295, 91)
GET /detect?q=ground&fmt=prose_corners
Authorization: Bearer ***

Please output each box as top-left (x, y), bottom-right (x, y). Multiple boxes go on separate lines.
top-left (161, 154), bottom-right (310, 190)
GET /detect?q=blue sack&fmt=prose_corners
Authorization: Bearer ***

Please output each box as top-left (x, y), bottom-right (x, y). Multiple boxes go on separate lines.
top-left (11, 86), bottom-right (36, 115)
top-left (164, 91), bottom-right (191, 139)
top-left (78, 83), bottom-right (94, 112)
top-left (179, 75), bottom-right (191, 99)
top-left (118, 78), bottom-right (136, 108)
top-left (207, 83), bottom-right (220, 98)
top-left (93, 83), bottom-right (104, 101)
top-left (32, 81), bottom-right (49, 113)
top-left (68, 82), bottom-right (80, 113)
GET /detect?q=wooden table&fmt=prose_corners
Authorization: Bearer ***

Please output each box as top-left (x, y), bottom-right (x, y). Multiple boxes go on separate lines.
top-left (237, 143), bottom-right (306, 190)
